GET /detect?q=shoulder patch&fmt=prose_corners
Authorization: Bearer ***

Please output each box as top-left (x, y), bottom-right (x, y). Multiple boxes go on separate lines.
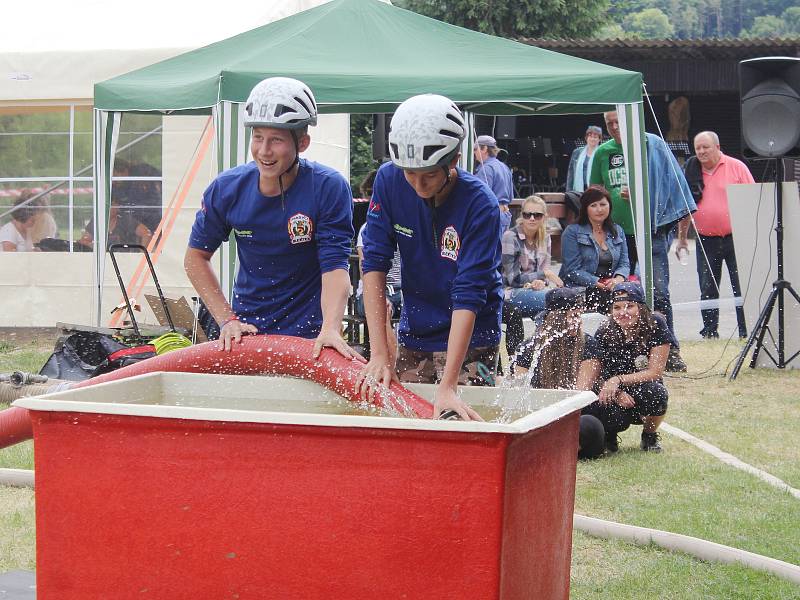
top-left (288, 213), bottom-right (313, 244)
top-left (440, 225), bottom-right (460, 261)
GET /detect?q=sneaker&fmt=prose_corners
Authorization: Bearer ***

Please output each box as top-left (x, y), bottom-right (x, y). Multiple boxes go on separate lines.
top-left (665, 348), bottom-right (687, 372)
top-left (700, 329), bottom-right (719, 339)
top-left (605, 431), bottom-right (620, 453)
top-left (640, 431), bottom-right (662, 452)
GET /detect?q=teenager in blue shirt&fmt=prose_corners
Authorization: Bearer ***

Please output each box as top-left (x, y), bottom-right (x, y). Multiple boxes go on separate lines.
top-left (359, 94), bottom-right (503, 421)
top-left (185, 77), bottom-right (360, 361)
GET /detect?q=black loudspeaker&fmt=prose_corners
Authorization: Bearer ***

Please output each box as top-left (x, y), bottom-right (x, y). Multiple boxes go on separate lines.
top-left (372, 114), bottom-right (389, 160)
top-left (740, 57), bottom-right (800, 158)
top-left (496, 116), bottom-right (517, 140)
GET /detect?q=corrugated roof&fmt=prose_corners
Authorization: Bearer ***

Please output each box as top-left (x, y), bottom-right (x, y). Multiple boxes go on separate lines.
top-left (519, 37), bottom-right (800, 61)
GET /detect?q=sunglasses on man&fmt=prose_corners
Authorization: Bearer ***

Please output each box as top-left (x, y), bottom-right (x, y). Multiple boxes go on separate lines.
top-left (521, 211), bottom-right (545, 220)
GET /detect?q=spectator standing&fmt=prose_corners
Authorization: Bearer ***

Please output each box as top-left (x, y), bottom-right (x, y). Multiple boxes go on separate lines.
top-left (566, 125), bottom-right (603, 193)
top-left (678, 131), bottom-right (752, 339)
top-left (359, 94), bottom-right (503, 421)
top-left (184, 77), bottom-right (359, 360)
top-left (590, 113), bottom-right (636, 267)
top-left (474, 134), bottom-right (514, 232)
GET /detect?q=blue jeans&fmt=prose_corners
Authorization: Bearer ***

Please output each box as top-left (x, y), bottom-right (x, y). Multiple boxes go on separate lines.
top-left (355, 290), bottom-right (403, 319)
top-left (652, 226), bottom-right (676, 344)
top-left (505, 286), bottom-right (548, 317)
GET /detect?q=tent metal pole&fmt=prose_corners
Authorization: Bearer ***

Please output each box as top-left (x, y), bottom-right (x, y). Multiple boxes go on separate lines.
top-left (618, 102), bottom-right (653, 309)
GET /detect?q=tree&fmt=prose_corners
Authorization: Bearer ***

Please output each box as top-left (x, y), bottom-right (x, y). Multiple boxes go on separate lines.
top-left (742, 14), bottom-right (786, 38)
top-left (623, 8), bottom-right (675, 38)
top-left (350, 114), bottom-right (378, 198)
top-left (395, 0), bottom-right (611, 39)
top-left (783, 6), bottom-right (800, 35)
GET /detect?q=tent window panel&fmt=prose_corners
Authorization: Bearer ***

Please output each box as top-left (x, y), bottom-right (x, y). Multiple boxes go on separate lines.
top-left (74, 106), bottom-right (94, 177)
top-left (0, 104), bottom-right (99, 252)
top-left (0, 107), bottom-right (71, 178)
top-left (115, 113), bottom-right (163, 177)
top-left (112, 113), bottom-right (164, 239)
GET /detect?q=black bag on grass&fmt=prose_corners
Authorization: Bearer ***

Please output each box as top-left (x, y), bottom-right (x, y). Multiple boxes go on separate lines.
top-left (39, 331), bottom-right (156, 382)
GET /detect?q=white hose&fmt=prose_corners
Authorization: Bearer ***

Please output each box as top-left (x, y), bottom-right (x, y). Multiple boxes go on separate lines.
top-left (0, 468), bottom-right (34, 489)
top-left (661, 422), bottom-right (800, 500)
top-left (574, 513), bottom-right (800, 585)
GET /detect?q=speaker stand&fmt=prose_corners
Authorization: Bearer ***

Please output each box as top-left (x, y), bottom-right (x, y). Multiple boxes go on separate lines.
top-left (730, 158), bottom-right (800, 379)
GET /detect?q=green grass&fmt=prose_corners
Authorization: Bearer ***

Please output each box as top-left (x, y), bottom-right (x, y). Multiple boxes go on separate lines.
top-left (0, 337), bottom-right (798, 597)
top-left (570, 530), bottom-right (800, 599)
top-left (0, 486), bottom-right (35, 572)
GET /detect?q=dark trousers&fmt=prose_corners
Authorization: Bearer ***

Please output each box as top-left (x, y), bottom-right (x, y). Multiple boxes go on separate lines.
top-left (503, 302), bottom-right (525, 358)
top-left (696, 234), bottom-right (747, 338)
top-left (583, 381), bottom-right (669, 434)
top-left (625, 234), bottom-right (638, 275)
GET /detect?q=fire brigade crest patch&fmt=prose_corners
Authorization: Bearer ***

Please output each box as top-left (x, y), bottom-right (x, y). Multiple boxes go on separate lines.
top-left (288, 213), bottom-right (313, 244)
top-left (440, 225), bottom-right (460, 261)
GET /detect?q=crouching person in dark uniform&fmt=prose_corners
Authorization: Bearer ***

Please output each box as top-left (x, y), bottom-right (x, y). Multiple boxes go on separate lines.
top-left (580, 282), bottom-right (670, 453)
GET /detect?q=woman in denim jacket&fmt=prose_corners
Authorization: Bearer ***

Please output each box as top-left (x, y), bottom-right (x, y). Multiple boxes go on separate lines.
top-left (559, 185), bottom-right (630, 313)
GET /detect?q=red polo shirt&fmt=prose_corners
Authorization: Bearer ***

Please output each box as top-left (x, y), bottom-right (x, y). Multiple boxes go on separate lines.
top-left (693, 153), bottom-right (755, 237)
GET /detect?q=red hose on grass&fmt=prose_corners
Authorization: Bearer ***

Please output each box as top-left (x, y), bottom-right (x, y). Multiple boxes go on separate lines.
top-left (0, 335), bottom-right (434, 449)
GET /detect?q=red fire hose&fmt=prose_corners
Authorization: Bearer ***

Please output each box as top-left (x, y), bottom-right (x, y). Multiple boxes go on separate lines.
top-left (0, 335), bottom-right (433, 449)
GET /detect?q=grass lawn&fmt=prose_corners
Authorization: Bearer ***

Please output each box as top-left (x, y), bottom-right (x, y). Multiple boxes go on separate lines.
top-left (1, 335), bottom-right (798, 597)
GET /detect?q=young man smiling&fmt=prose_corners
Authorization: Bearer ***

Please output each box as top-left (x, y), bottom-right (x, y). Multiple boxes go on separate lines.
top-left (358, 94), bottom-right (503, 420)
top-left (185, 77), bottom-right (360, 361)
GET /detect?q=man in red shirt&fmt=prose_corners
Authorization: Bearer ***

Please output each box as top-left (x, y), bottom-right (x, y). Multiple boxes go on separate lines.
top-left (677, 131), bottom-right (754, 339)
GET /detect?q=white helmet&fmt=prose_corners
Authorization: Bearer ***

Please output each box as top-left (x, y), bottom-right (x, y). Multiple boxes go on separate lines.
top-left (388, 94), bottom-right (466, 170)
top-left (244, 77), bottom-right (318, 129)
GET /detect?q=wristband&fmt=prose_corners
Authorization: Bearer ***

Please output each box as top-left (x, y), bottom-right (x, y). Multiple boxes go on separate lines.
top-left (222, 315), bottom-right (240, 327)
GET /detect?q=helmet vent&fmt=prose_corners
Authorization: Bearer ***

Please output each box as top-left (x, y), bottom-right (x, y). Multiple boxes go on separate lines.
top-left (294, 96), bottom-right (312, 116)
top-left (389, 143), bottom-right (399, 159)
top-left (445, 114), bottom-right (463, 128)
top-left (274, 104), bottom-right (295, 117)
top-left (439, 129), bottom-right (461, 139)
top-left (302, 90), bottom-right (317, 112)
top-left (422, 145), bottom-right (445, 161)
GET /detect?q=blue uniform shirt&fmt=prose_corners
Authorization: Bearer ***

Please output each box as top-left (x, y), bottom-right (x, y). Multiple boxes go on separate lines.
top-left (361, 162), bottom-right (503, 352)
top-left (189, 159), bottom-right (353, 338)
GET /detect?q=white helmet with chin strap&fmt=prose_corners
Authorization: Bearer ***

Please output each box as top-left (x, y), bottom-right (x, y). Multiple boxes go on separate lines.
top-left (244, 77), bottom-right (318, 129)
top-left (388, 94), bottom-right (466, 171)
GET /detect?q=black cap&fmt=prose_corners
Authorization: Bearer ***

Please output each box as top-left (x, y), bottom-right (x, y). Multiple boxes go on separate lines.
top-left (545, 287), bottom-right (584, 311)
top-left (612, 281), bottom-right (646, 304)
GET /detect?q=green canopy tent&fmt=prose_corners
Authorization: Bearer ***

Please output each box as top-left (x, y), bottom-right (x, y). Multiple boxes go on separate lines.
top-left (93, 0), bottom-right (652, 324)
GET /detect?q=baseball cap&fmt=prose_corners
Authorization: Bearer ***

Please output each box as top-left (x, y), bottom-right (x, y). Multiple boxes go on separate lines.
top-left (545, 287), bottom-right (584, 311)
top-left (612, 281), bottom-right (645, 304)
top-left (476, 135), bottom-right (497, 148)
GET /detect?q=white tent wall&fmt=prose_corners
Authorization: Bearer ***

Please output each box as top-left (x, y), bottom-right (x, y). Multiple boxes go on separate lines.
top-left (0, 0), bottom-right (352, 329)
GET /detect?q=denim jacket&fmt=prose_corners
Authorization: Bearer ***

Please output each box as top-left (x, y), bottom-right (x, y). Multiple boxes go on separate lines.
top-left (646, 133), bottom-right (697, 232)
top-left (558, 222), bottom-right (630, 287)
